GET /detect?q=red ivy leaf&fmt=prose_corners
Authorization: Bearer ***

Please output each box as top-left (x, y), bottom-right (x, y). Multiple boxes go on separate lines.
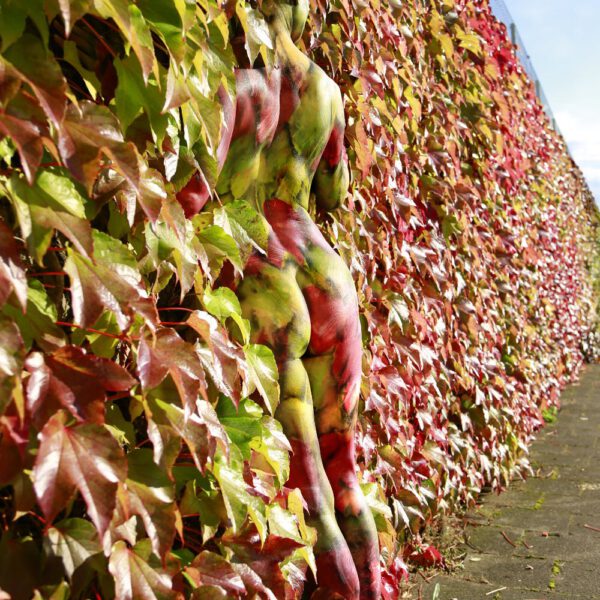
top-left (26, 346), bottom-right (136, 428)
top-left (58, 102), bottom-right (141, 194)
top-left (1, 33), bottom-right (67, 127)
top-left (0, 113), bottom-right (44, 184)
top-left (64, 232), bottom-right (158, 330)
top-left (0, 315), bottom-right (26, 409)
top-left (221, 527), bottom-right (303, 599)
top-left (25, 346), bottom-right (136, 427)
top-left (0, 219), bottom-right (27, 310)
top-left (0, 415), bottom-right (28, 485)
top-left (406, 545), bottom-right (444, 568)
top-left (33, 411), bottom-right (127, 536)
top-left (138, 329), bottom-right (207, 414)
top-left (122, 449), bottom-right (177, 559)
top-left (230, 563), bottom-right (277, 600)
top-left (152, 398), bottom-right (229, 473)
top-left (188, 310), bottom-right (244, 406)
top-left (184, 551), bottom-right (246, 595)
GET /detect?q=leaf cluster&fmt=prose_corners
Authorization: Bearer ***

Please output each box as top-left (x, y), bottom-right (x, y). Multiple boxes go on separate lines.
top-left (0, 1), bottom-right (313, 598)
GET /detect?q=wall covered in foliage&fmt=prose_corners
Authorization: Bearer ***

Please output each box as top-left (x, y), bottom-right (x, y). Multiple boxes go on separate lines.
top-left (0, 0), bottom-right (597, 598)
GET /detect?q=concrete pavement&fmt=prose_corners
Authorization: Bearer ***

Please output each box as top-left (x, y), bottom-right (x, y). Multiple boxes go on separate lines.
top-left (415, 364), bottom-right (600, 600)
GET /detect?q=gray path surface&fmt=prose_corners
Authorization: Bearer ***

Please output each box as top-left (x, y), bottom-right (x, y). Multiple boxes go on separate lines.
top-left (416, 364), bottom-right (600, 600)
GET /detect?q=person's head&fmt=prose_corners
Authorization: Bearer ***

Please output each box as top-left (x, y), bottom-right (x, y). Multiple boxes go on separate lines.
top-left (260, 0), bottom-right (309, 41)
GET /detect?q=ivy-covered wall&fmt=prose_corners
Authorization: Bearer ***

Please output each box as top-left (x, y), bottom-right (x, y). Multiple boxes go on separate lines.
top-left (303, 0), bottom-right (599, 497)
top-left (0, 0), bottom-right (598, 598)
top-left (301, 0), bottom-right (599, 582)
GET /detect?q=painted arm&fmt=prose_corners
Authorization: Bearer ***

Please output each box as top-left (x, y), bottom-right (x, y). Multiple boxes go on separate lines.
top-left (176, 85), bottom-right (236, 217)
top-left (312, 90), bottom-right (350, 212)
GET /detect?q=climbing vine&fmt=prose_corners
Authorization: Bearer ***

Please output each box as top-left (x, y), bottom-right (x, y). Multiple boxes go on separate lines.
top-left (0, 0), bottom-right (597, 598)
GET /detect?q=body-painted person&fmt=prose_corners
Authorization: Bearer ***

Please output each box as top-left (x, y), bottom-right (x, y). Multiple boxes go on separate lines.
top-left (213, 1), bottom-right (381, 597)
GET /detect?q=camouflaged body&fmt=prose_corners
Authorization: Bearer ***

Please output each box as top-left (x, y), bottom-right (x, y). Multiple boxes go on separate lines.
top-left (214, 15), bottom-right (381, 600)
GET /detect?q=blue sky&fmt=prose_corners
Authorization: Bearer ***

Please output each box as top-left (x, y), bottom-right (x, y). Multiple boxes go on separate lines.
top-left (502, 0), bottom-right (600, 204)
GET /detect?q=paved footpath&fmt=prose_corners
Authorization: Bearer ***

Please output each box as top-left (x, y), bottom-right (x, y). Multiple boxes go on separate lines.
top-left (417, 364), bottom-right (600, 600)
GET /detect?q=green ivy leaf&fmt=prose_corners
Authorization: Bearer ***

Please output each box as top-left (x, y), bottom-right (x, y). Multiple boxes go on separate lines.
top-left (253, 416), bottom-right (290, 487)
top-left (234, 4), bottom-right (273, 66)
top-left (136, 0), bottom-right (186, 64)
top-left (145, 199), bottom-right (199, 297)
top-left (0, 532), bottom-right (42, 598)
top-left (213, 200), bottom-right (269, 263)
top-left (105, 401), bottom-right (136, 447)
top-left (6, 172), bottom-right (93, 264)
top-left (32, 581), bottom-right (70, 600)
top-left (94, 0), bottom-right (156, 81)
top-left (55, 0), bottom-right (93, 36)
top-left (203, 287), bottom-right (250, 344)
top-left (64, 230), bottom-right (158, 330)
top-left (213, 454), bottom-right (267, 542)
top-left (179, 479), bottom-right (223, 544)
top-left (243, 344), bottom-right (280, 415)
top-left (46, 518), bottom-right (102, 579)
top-left (152, 397), bottom-right (229, 473)
top-left (196, 225), bottom-right (244, 276)
top-left (216, 396), bottom-right (263, 461)
top-left (70, 311), bottom-right (121, 359)
top-left (114, 54), bottom-right (167, 142)
top-left (125, 449), bottom-right (177, 559)
top-left (0, 1), bottom-right (29, 50)
top-left (1, 279), bottom-right (66, 352)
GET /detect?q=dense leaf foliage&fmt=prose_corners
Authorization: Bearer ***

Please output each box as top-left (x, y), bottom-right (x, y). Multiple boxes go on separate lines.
top-left (0, 0), bottom-right (598, 598)
top-left (301, 0), bottom-right (599, 583)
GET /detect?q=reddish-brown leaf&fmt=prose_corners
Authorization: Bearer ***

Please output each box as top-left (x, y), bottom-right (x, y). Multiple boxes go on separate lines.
top-left (0, 415), bottom-right (28, 485)
top-left (1, 34), bottom-right (67, 127)
top-left (64, 233), bottom-right (158, 330)
top-left (0, 219), bottom-right (27, 310)
top-left (137, 329), bottom-right (207, 413)
top-left (108, 541), bottom-right (181, 600)
top-left (58, 102), bottom-right (141, 193)
top-left (222, 527), bottom-right (303, 599)
top-left (0, 316), bottom-right (26, 411)
top-left (184, 551), bottom-right (246, 595)
top-left (33, 411), bottom-right (127, 535)
top-left (187, 311), bottom-right (243, 405)
top-left (25, 346), bottom-right (135, 427)
top-left (122, 449), bottom-right (177, 559)
top-left (151, 398), bottom-right (229, 473)
top-left (0, 113), bottom-right (44, 184)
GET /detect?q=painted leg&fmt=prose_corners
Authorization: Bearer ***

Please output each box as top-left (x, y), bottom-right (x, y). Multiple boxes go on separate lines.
top-left (277, 359), bottom-right (360, 599)
top-left (255, 200), bottom-right (381, 597)
top-left (303, 356), bottom-right (381, 600)
top-left (291, 223), bottom-right (381, 598)
top-left (236, 258), bottom-right (360, 599)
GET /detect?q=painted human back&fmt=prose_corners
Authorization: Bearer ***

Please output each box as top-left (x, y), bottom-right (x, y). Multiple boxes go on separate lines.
top-left (215, 28), bottom-right (348, 212)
